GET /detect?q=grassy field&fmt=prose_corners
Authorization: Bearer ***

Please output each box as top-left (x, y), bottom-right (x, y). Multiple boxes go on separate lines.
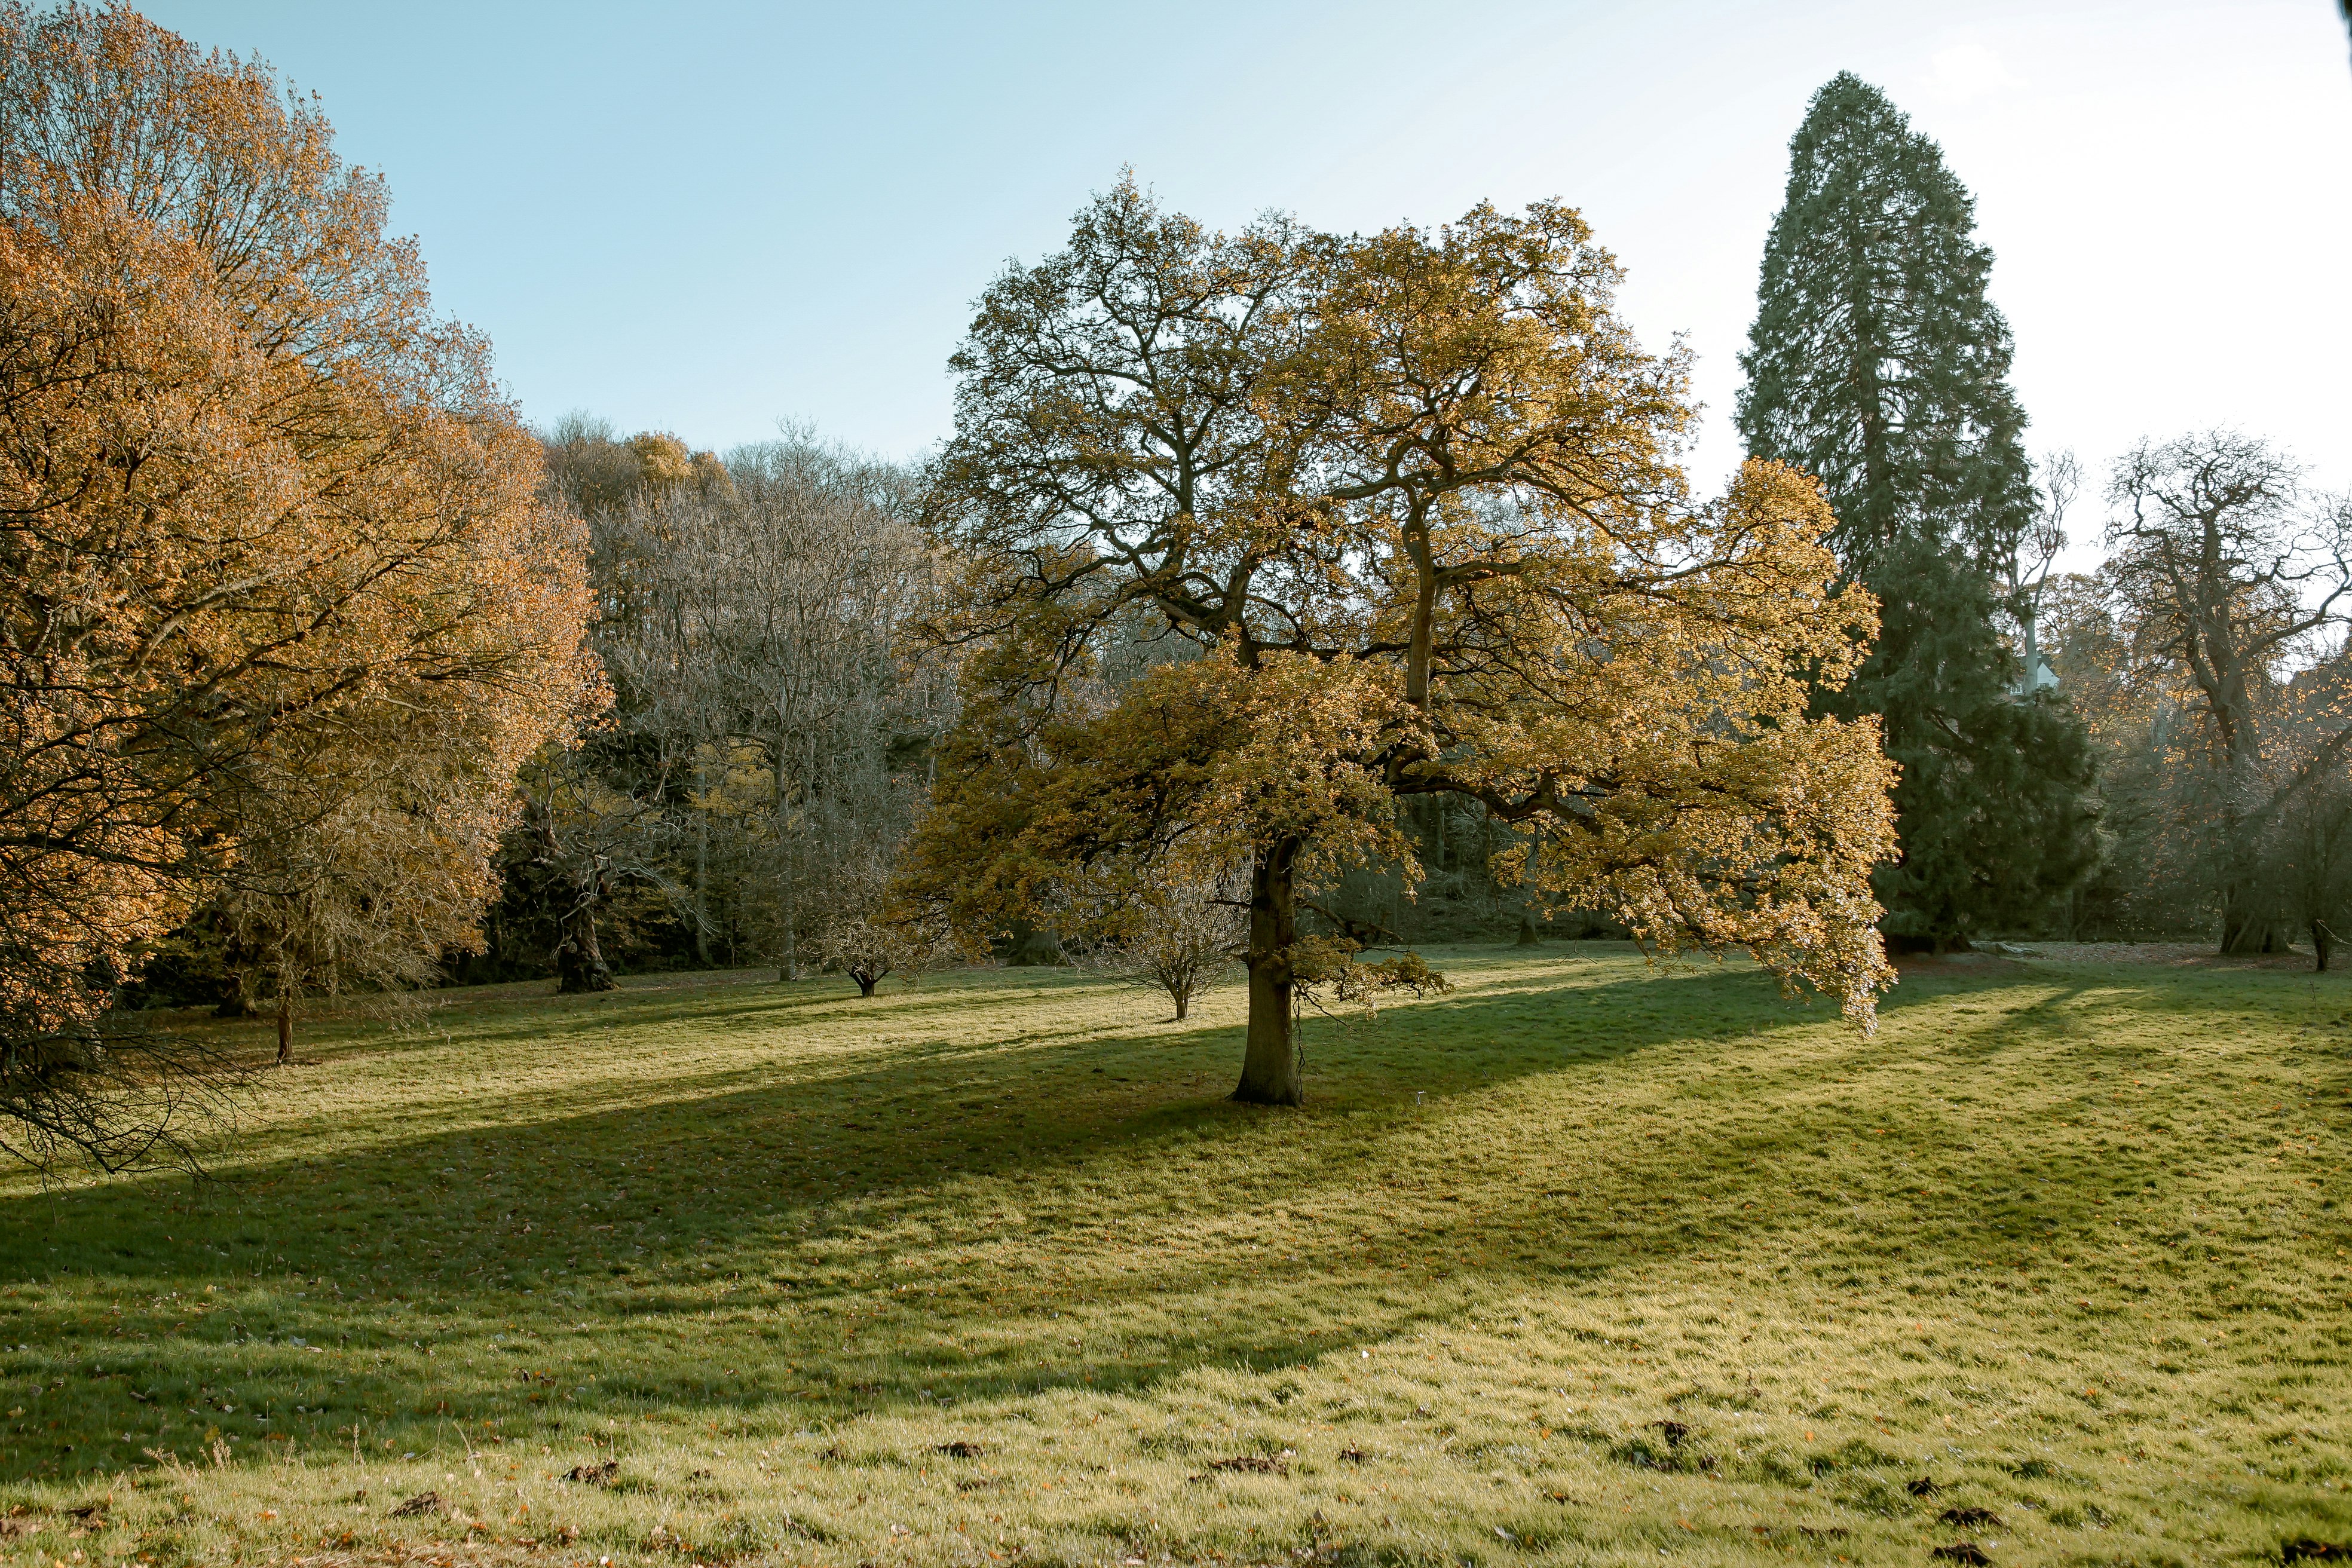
top-left (1, 942), bottom-right (2347, 1567)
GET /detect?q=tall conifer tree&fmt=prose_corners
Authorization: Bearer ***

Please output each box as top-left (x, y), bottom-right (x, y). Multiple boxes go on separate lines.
top-left (1737, 73), bottom-right (2095, 947)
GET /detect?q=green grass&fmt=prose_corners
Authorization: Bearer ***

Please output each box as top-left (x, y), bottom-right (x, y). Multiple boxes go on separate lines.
top-left (2, 943), bottom-right (2348, 1567)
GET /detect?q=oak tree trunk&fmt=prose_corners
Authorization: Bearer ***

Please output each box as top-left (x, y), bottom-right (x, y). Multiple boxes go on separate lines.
top-left (852, 968), bottom-right (880, 998)
top-left (1232, 836), bottom-right (1303, 1106)
top-left (275, 993), bottom-right (292, 1065)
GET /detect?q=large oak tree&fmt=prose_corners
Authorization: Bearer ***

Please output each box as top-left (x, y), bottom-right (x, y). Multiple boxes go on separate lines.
top-left (906, 182), bottom-right (1898, 1105)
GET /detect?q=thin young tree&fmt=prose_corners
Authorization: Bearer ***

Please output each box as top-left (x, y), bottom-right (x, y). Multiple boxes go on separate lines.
top-left (1079, 865), bottom-right (1248, 1021)
top-left (222, 737), bottom-right (513, 1061)
top-left (1736, 73), bottom-right (2097, 948)
top-left (906, 180), bottom-right (1898, 1107)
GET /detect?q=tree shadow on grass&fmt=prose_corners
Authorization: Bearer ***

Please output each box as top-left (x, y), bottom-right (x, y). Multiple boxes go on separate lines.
top-left (0, 950), bottom-right (2276, 1478)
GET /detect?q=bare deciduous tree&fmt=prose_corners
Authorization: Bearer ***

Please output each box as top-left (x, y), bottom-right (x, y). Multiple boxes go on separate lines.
top-left (1079, 865), bottom-right (1248, 1021)
top-left (2008, 449), bottom-right (2079, 691)
top-left (811, 862), bottom-right (950, 997)
top-left (511, 743), bottom-right (687, 994)
top-left (2104, 431), bottom-right (2352, 953)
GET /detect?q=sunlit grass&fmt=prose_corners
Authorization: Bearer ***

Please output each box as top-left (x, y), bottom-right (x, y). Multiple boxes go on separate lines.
top-left (1, 944), bottom-right (2347, 1566)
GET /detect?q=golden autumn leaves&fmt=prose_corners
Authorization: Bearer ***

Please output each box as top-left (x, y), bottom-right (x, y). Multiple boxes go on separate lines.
top-left (908, 183), bottom-right (1899, 1089)
top-left (0, 8), bottom-right (599, 1091)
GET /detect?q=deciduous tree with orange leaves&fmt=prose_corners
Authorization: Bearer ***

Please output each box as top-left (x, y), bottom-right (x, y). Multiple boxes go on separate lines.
top-left (0, 5), bottom-right (599, 1164)
top-left (906, 182), bottom-right (1899, 1105)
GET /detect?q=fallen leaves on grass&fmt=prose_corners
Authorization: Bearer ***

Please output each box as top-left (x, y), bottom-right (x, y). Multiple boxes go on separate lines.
top-left (388, 1493), bottom-right (444, 1518)
top-left (1931, 1545), bottom-right (1993, 1566)
top-left (564, 1460), bottom-right (618, 1486)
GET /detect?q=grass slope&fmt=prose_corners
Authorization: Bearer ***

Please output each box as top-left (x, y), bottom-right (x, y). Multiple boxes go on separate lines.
top-left (1, 944), bottom-right (2347, 1567)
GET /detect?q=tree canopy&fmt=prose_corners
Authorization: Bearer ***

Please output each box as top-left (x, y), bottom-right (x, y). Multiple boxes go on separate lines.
top-left (0, 4), bottom-right (598, 1163)
top-left (906, 180), bottom-right (1898, 1105)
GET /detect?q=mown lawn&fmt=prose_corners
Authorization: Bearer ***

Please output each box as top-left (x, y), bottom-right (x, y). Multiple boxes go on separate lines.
top-left (1, 943), bottom-right (2347, 1567)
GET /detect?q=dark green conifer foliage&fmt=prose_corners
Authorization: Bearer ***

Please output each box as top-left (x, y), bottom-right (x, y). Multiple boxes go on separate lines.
top-left (1737, 73), bottom-right (2096, 947)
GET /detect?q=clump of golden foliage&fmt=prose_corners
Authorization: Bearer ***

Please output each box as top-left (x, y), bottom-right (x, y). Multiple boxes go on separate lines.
top-left (0, 5), bottom-right (597, 1127)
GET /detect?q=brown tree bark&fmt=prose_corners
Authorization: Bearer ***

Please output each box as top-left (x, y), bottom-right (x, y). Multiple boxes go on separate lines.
top-left (1232, 836), bottom-right (1303, 1106)
top-left (275, 993), bottom-right (293, 1065)
top-left (2219, 849), bottom-right (2284, 956)
top-left (2219, 905), bottom-right (2283, 955)
top-left (557, 902), bottom-right (617, 993)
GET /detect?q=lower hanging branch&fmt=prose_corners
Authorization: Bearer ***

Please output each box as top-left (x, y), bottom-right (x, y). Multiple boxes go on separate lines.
top-left (1298, 899), bottom-right (1402, 948)
top-left (1288, 936), bottom-right (1451, 1023)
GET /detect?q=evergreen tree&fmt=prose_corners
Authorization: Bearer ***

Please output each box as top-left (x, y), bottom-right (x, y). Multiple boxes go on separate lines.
top-left (1737, 73), bottom-right (2096, 947)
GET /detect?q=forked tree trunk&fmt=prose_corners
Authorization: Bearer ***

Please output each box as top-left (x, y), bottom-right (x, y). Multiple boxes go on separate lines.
top-left (275, 993), bottom-right (293, 1065)
top-left (558, 902), bottom-right (617, 993)
top-left (850, 966), bottom-right (882, 997)
top-left (2218, 809), bottom-right (2284, 956)
top-left (2218, 884), bottom-right (2283, 956)
top-left (1232, 836), bottom-right (1303, 1107)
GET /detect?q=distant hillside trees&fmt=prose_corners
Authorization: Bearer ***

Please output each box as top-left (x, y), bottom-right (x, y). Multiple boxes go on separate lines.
top-left (905, 180), bottom-right (1899, 1106)
top-left (0, 6), bottom-right (598, 1164)
top-left (479, 420), bottom-right (951, 990)
top-left (1737, 72), bottom-right (2097, 950)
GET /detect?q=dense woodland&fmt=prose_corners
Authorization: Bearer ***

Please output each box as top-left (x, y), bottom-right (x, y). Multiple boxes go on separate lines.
top-left (4, 11), bottom-right (2348, 1163)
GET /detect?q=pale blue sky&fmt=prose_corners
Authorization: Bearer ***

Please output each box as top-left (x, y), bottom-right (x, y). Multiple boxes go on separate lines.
top-left (147, 1), bottom-right (2351, 544)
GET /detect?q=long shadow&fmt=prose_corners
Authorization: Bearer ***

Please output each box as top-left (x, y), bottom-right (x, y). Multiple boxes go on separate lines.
top-left (0, 950), bottom-right (2290, 1478)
